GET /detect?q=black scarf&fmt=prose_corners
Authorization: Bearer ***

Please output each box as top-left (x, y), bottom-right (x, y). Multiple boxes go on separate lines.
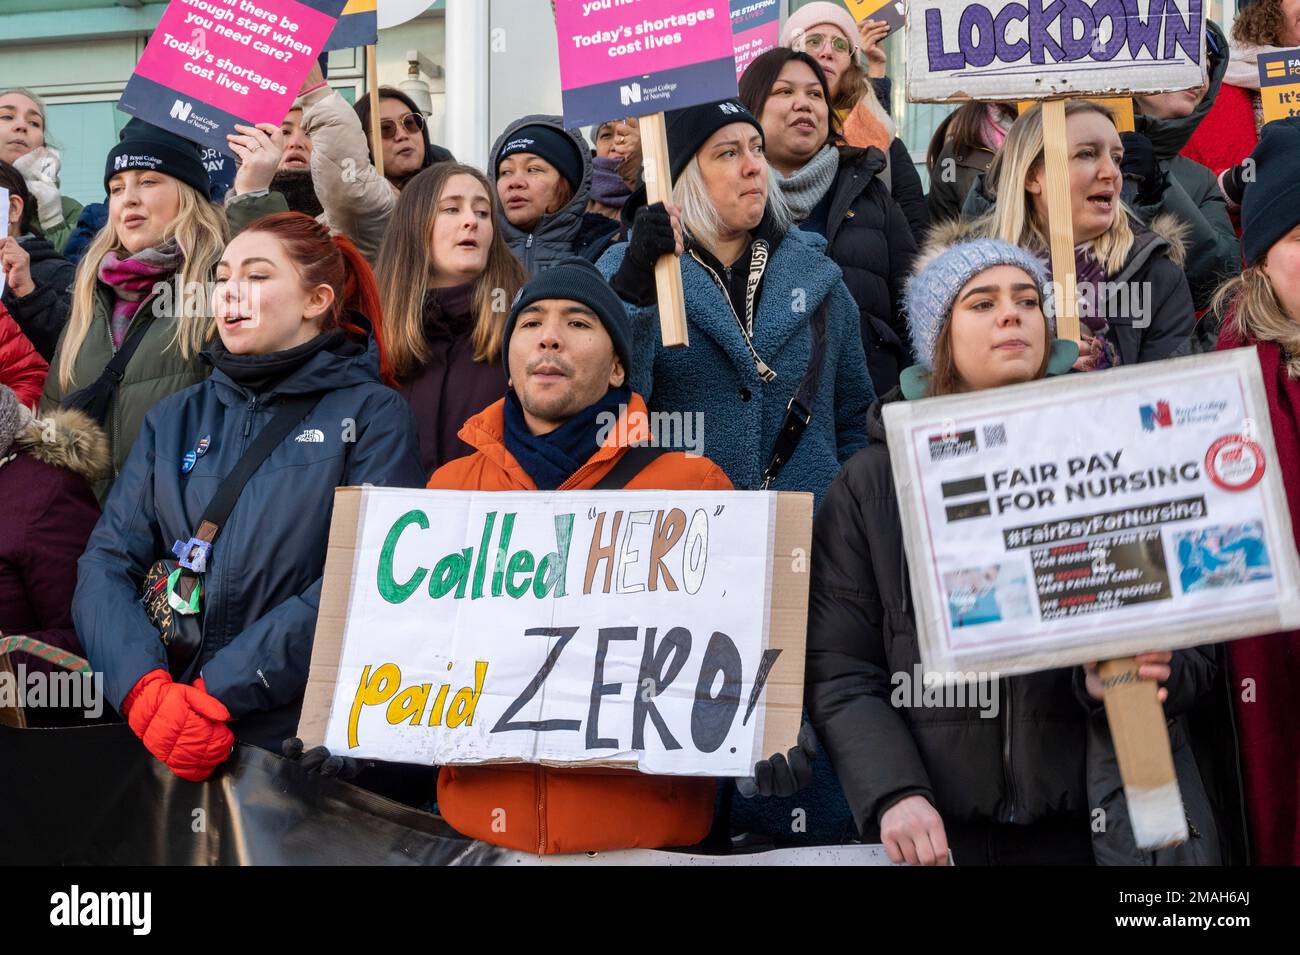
top-left (503, 385), bottom-right (631, 490)
top-left (422, 282), bottom-right (476, 342)
top-left (206, 330), bottom-right (352, 393)
top-left (269, 169), bottom-right (325, 219)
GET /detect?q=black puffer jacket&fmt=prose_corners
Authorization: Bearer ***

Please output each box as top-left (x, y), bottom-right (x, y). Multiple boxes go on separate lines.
top-left (2, 234), bottom-right (75, 361)
top-left (822, 146), bottom-right (916, 395)
top-left (807, 390), bottom-right (1222, 863)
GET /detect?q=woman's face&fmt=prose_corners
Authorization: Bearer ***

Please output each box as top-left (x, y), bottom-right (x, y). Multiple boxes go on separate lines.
top-left (697, 122), bottom-right (768, 237)
top-left (107, 169), bottom-right (183, 255)
top-left (798, 23), bottom-right (852, 98)
top-left (1026, 110), bottom-right (1123, 246)
top-left (759, 60), bottom-right (829, 175)
top-left (1135, 84), bottom-right (1207, 120)
top-left (430, 173), bottom-right (494, 288)
top-left (1281, 0), bottom-right (1300, 46)
top-left (1263, 224), bottom-right (1300, 323)
top-left (378, 97), bottom-right (426, 182)
top-left (213, 230), bottom-right (332, 355)
top-left (497, 153), bottom-right (568, 230)
top-left (594, 123), bottom-right (618, 159)
top-left (0, 93), bottom-right (45, 165)
top-left (279, 108), bottom-right (312, 171)
top-left (949, 265), bottom-right (1048, 392)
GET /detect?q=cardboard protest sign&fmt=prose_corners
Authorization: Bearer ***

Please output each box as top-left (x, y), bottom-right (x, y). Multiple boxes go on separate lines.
top-left (845, 0), bottom-right (906, 36)
top-left (905, 0), bottom-right (1206, 103)
top-left (1259, 48), bottom-right (1300, 123)
top-left (118, 0), bottom-right (347, 156)
top-left (731, 0), bottom-right (782, 78)
top-left (299, 487), bottom-right (811, 777)
top-left (554, 0), bottom-right (737, 128)
top-left (884, 350), bottom-right (1300, 678)
top-left (322, 0), bottom-right (377, 51)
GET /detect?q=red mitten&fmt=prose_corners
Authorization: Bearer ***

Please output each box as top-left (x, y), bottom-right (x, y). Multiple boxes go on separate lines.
top-left (123, 671), bottom-right (234, 782)
top-left (122, 669), bottom-right (173, 739)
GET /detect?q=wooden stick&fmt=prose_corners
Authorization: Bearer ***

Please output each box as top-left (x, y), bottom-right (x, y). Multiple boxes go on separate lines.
top-left (638, 111), bottom-right (689, 349)
top-left (367, 45), bottom-right (384, 180)
top-left (1099, 657), bottom-right (1187, 850)
top-left (1041, 99), bottom-right (1080, 343)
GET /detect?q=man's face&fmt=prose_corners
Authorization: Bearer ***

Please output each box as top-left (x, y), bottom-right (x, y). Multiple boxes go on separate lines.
top-left (507, 298), bottom-right (625, 435)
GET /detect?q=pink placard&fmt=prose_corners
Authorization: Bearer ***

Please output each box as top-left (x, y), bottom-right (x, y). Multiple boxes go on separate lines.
top-left (133, 0), bottom-right (338, 123)
top-left (555, 0), bottom-right (736, 91)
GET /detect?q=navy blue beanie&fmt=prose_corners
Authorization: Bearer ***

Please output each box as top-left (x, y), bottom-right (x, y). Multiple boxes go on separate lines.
top-left (496, 124), bottom-right (584, 193)
top-left (1242, 117), bottom-right (1300, 265)
top-left (105, 118), bottom-right (210, 197)
top-left (666, 98), bottom-right (764, 181)
top-left (503, 257), bottom-right (633, 377)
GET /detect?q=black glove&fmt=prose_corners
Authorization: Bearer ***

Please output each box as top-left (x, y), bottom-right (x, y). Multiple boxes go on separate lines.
top-left (1221, 162), bottom-right (1249, 207)
top-left (736, 722), bottom-right (818, 799)
top-left (609, 202), bottom-right (679, 307)
top-left (1119, 132), bottom-right (1167, 206)
top-left (282, 736), bottom-right (364, 781)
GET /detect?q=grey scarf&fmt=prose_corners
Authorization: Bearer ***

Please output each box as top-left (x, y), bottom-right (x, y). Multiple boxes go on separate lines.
top-left (774, 145), bottom-right (840, 223)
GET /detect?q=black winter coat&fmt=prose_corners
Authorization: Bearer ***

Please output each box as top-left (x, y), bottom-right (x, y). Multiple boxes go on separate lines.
top-left (820, 146), bottom-right (916, 395)
top-left (74, 326), bottom-right (425, 751)
top-left (2, 234), bottom-right (75, 361)
top-left (807, 391), bottom-right (1222, 863)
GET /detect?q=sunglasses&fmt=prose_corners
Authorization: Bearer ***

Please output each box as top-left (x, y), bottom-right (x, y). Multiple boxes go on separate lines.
top-left (803, 33), bottom-right (852, 55)
top-left (380, 112), bottom-right (425, 140)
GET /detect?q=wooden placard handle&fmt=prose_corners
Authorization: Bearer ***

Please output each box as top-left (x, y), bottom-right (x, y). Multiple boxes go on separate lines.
top-left (367, 45), bottom-right (384, 180)
top-left (1098, 656), bottom-right (1187, 850)
top-left (1041, 98), bottom-right (1080, 343)
top-left (638, 111), bottom-right (689, 350)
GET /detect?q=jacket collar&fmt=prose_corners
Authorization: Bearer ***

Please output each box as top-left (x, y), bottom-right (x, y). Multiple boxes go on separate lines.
top-left (457, 391), bottom-right (655, 490)
top-left (897, 339), bottom-right (1081, 400)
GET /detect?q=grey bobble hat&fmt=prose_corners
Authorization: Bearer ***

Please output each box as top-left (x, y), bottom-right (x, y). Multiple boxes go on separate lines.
top-left (904, 238), bottom-right (1052, 371)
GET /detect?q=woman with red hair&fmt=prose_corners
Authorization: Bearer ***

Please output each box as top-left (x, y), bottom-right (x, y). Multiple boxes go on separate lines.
top-left (74, 212), bottom-right (424, 782)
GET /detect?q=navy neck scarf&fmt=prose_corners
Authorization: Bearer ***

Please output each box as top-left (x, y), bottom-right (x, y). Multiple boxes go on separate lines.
top-left (503, 385), bottom-right (631, 490)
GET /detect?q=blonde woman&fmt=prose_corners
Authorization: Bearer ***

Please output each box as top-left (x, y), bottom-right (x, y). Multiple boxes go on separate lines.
top-left (375, 162), bottom-right (526, 475)
top-left (959, 100), bottom-right (1195, 368)
top-left (40, 119), bottom-right (280, 500)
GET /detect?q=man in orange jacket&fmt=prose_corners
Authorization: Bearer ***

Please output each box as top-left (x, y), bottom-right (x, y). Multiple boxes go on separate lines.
top-left (426, 256), bottom-right (735, 854)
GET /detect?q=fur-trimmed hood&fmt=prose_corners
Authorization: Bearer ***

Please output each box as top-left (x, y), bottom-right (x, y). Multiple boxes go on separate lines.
top-left (913, 208), bottom-right (1189, 279)
top-left (11, 408), bottom-right (111, 483)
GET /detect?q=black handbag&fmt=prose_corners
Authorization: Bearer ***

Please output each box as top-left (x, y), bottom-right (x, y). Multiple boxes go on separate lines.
top-left (139, 393), bottom-right (321, 678)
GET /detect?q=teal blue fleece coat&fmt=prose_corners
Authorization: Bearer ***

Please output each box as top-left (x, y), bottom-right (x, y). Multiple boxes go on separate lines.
top-left (597, 227), bottom-right (873, 508)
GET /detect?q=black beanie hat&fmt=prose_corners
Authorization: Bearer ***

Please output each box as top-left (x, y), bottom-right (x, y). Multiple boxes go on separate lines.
top-left (502, 257), bottom-right (633, 378)
top-left (666, 98), bottom-right (764, 182)
top-left (496, 123), bottom-right (585, 193)
top-left (1242, 117), bottom-right (1300, 265)
top-left (105, 118), bottom-right (210, 197)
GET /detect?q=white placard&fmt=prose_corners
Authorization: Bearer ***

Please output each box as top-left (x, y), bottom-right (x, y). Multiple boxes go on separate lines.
top-left (300, 487), bottom-right (811, 776)
top-left (905, 0), bottom-right (1207, 102)
top-left (884, 350), bottom-right (1300, 676)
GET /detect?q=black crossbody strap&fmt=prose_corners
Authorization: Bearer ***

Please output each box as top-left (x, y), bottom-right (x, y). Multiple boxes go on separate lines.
top-left (761, 299), bottom-right (830, 490)
top-left (105, 319), bottom-right (152, 381)
top-left (191, 394), bottom-right (321, 545)
top-left (594, 444), bottom-right (671, 490)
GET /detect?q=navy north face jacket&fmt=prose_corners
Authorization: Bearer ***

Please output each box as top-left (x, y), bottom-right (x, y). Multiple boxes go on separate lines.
top-left (74, 328), bottom-right (424, 751)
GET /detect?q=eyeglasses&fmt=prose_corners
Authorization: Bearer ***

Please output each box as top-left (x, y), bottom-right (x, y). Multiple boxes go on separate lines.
top-left (379, 112), bottom-right (425, 140)
top-left (803, 33), bottom-right (852, 55)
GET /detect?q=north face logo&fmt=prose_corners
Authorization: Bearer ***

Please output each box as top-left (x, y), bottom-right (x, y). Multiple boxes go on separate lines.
top-left (170, 99), bottom-right (193, 122)
top-left (295, 429), bottom-right (325, 443)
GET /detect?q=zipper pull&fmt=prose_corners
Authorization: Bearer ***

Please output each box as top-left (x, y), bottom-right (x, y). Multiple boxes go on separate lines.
top-left (243, 396), bottom-right (257, 437)
top-left (526, 234), bottom-right (534, 248)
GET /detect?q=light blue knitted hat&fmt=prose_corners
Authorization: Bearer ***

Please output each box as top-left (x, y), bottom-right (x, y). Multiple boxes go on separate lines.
top-left (904, 238), bottom-right (1052, 372)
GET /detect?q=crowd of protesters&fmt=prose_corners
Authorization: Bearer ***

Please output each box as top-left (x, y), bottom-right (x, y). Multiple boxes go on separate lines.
top-left (3, 1), bottom-right (1300, 866)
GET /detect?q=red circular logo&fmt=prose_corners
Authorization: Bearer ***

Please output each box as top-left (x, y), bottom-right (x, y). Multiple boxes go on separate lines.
top-left (1205, 435), bottom-right (1266, 492)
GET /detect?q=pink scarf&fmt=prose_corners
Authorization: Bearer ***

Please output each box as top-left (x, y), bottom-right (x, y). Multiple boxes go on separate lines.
top-left (97, 240), bottom-right (183, 348)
